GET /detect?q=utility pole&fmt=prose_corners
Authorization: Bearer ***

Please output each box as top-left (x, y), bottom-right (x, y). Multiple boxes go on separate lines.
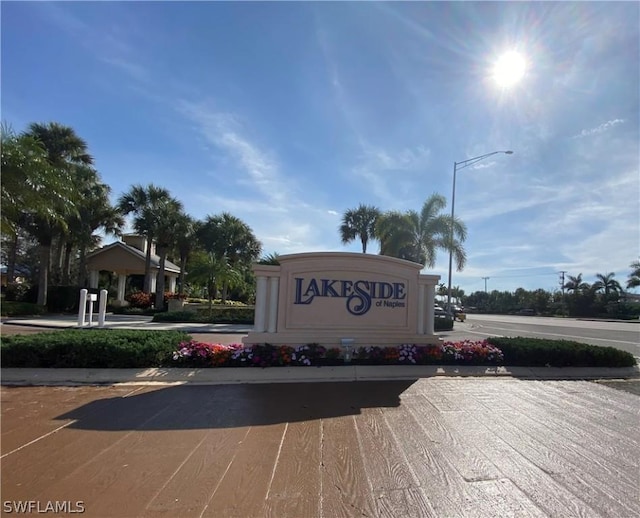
top-left (558, 271), bottom-right (567, 316)
top-left (482, 277), bottom-right (490, 293)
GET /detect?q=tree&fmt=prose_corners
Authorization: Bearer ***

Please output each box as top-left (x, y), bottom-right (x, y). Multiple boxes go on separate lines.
top-left (196, 213), bottom-right (261, 303)
top-left (21, 122), bottom-right (94, 305)
top-left (376, 193), bottom-right (467, 270)
top-left (563, 274), bottom-right (590, 295)
top-left (54, 165), bottom-right (123, 286)
top-left (1, 126), bottom-right (61, 284)
top-left (117, 184), bottom-right (173, 293)
top-left (340, 204), bottom-right (380, 253)
top-left (627, 261), bottom-right (640, 290)
top-left (592, 272), bottom-right (623, 299)
top-left (187, 251), bottom-right (242, 313)
top-left (151, 197), bottom-right (185, 309)
top-left (258, 252), bottom-right (281, 265)
top-left (172, 215), bottom-right (198, 295)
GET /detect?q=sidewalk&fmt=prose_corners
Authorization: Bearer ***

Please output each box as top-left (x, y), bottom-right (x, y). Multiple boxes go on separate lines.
top-left (1, 314), bottom-right (252, 334)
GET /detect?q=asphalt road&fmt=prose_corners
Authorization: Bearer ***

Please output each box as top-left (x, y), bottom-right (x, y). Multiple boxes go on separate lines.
top-left (453, 314), bottom-right (640, 357)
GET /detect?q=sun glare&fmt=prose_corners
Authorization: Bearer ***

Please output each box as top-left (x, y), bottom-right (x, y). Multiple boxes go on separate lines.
top-left (492, 51), bottom-right (526, 87)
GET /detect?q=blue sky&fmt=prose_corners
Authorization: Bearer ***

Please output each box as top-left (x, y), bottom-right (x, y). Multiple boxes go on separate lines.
top-left (2, 1), bottom-right (638, 295)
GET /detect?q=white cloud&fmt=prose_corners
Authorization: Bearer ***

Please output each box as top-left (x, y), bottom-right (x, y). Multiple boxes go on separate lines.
top-left (352, 144), bottom-right (432, 205)
top-left (572, 119), bottom-right (625, 139)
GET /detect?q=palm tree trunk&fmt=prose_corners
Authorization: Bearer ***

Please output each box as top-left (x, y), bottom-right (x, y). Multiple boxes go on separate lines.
top-left (144, 241), bottom-right (152, 293)
top-left (178, 255), bottom-right (187, 295)
top-left (77, 245), bottom-right (88, 287)
top-left (7, 233), bottom-right (18, 284)
top-left (221, 282), bottom-right (228, 304)
top-left (37, 243), bottom-right (51, 306)
top-left (62, 241), bottom-right (73, 285)
top-left (155, 248), bottom-right (167, 310)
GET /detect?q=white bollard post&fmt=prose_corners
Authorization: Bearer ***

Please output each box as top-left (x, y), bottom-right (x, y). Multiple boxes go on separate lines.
top-left (78, 289), bottom-right (88, 327)
top-left (98, 289), bottom-right (108, 328)
top-left (87, 293), bottom-right (97, 327)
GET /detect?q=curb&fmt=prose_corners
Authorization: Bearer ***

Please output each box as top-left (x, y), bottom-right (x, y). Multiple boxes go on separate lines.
top-left (2, 365), bottom-right (639, 386)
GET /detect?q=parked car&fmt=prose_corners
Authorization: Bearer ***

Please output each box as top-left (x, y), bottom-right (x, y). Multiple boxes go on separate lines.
top-left (517, 308), bottom-right (535, 316)
top-left (444, 304), bottom-right (466, 322)
top-left (434, 305), bottom-right (448, 318)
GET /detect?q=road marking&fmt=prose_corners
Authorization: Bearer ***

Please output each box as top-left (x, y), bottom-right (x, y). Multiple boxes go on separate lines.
top-left (464, 329), bottom-right (505, 338)
top-left (477, 325), bottom-right (639, 345)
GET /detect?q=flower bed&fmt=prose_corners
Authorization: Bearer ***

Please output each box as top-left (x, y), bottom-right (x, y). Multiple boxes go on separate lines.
top-left (171, 339), bottom-right (504, 368)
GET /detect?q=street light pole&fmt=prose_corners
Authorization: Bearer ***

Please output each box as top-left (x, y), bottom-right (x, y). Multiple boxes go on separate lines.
top-left (446, 150), bottom-right (513, 317)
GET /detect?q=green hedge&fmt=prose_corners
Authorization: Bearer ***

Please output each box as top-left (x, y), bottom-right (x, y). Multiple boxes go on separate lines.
top-left (434, 317), bottom-right (454, 331)
top-left (153, 307), bottom-right (254, 324)
top-left (487, 336), bottom-right (636, 367)
top-left (1, 329), bottom-right (190, 368)
top-left (1, 301), bottom-right (46, 317)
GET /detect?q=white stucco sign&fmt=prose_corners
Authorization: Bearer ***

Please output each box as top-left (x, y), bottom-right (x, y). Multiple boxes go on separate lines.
top-left (243, 252), bottom-right (440, 347)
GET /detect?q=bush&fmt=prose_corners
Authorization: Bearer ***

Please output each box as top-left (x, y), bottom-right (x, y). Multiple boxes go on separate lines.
top-left (1, 329), bottom-right (191, 368)
top-left (47, 286), bottom-right (85, 313)
top-left (171, 340), bottom-right (503, 368)
top-left (486, 336), bottom-right (636, 368)
top-left (1, 301), bottom-right (46, 317)
top-left (4, 283), bottom-right (31, 302)
top-left (126, 292), bottom-right (153, 309)
top-left (153, 306), bottom-right (254, 324)
top-left (111, 306), bottom-right (158, 316)
top-left (434, 317), bottom-right (454, 331)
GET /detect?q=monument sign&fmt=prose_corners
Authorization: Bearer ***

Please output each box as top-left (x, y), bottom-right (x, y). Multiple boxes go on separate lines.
top-left (243, 252), bottom-right (440, 347)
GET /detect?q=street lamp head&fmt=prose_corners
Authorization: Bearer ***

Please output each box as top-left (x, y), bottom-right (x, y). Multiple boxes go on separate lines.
top-left (504, 150), bottom-right (514, 154)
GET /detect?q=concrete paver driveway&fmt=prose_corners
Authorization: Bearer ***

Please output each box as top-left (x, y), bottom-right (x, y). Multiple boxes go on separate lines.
top-left (1, 378), bottom-right (638, 517)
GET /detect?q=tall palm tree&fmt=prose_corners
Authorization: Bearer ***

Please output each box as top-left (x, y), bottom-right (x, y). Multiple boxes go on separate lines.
top-left (376, 193), bottom-right (467, 270)
top-left (340, 204), bottom-right (380, 253)
top-left (152, 198), bottom-right (185, 309)
top-left (196, 213), bottom-right (261, 303)
top-left (627, 261), bottom-right (640, 289)
top-left (172, 214), bottom-right (198, 295)
top-left (592, 272), bottom-right (623, 298)
top-left (22, 122), bottom-right (93, 305)
top-left (117, 184), bottom-right (173, 293)
top-left (563, 274), bottom-right (590, 295)
top-left (187, 251), bottom-right (243, 314)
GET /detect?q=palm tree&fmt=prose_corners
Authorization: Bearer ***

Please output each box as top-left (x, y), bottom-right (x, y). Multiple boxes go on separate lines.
top-left (187, 251), bottom-right (242, 314)
top-left (21, 123), bottom-right (93, 305)
top-left (563, 274), bottom-right (590, 295)
top-left (117, 184), bottom-right (173, 293)
top-left (376, 194), bottom-right (467, 270)
top-left (152, 198), bottom-right (185, 310)
top-left (592, 272), bottom-right (623, 299)
top-left (258, 252), bottom-right (281, 265)
top-left (340, 204), bottom-right (380, 253)
top-left (26, 122), bottom-right (93, 166)
top-left (196, 213), bottom-right (261, 303)
top-left (1, 125), bottom-right (66, 284)
top-left (172, 215), bottom-right (198, 295)
top-left (627, 261), bottom-right (640, 289)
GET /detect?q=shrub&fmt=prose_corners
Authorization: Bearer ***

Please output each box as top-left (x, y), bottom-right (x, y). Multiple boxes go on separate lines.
top-left (434, 317), bottom-right (454, 331)
top-left (171, 340), bottom-right (503, 368)
top-left (126, 292), bottom-right (153, 309)
top-left (153, 306), bottom-right (254, 324)
top-left (1, 329), bottom-right (191, 368)
top-left (486, 336), bottom-right (636, 368)
top-left (1, 301), bottom-right (46, 317)
top-left (4, 283), bottom-right (31, 302)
